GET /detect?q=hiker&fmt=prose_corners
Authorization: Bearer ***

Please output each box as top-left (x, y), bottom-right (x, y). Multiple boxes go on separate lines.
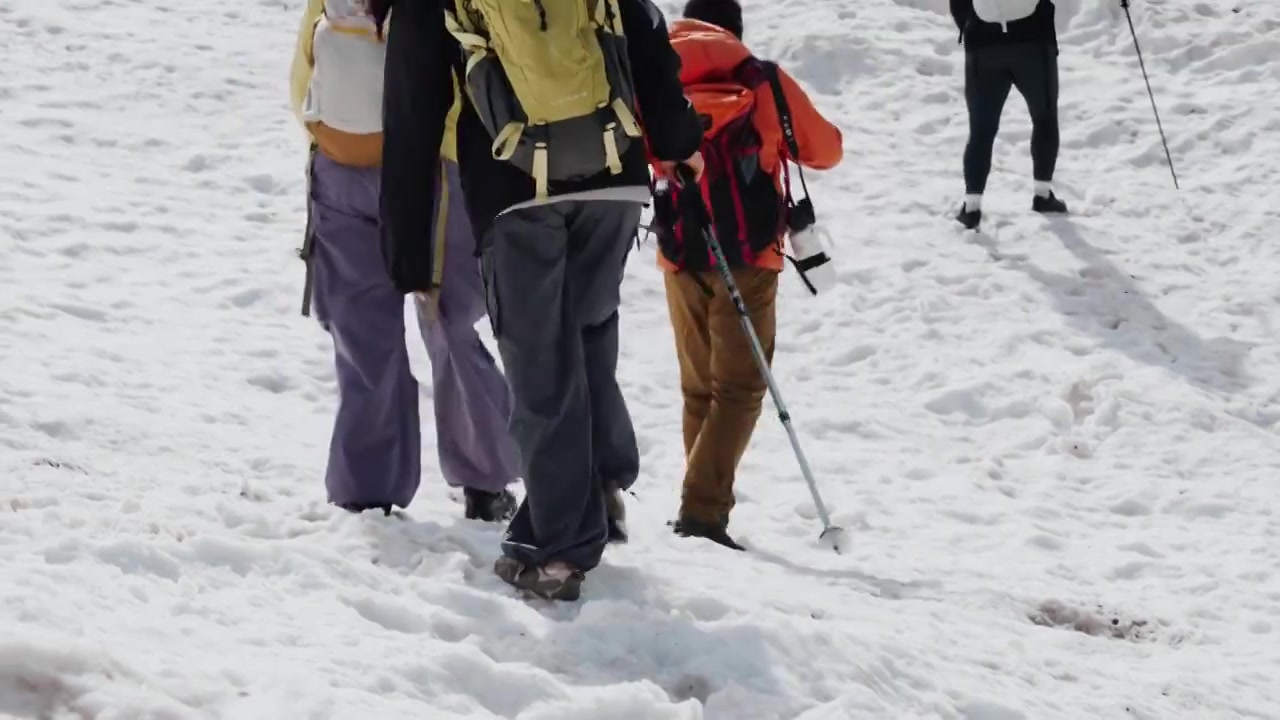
top-left (651, 0), bottom-right (844, 549)
top-left (950, 0), bottom-right (1068, 229)
top-left (373, 0), bottom-right (704, 600)
top-left (288, 0), bottom-right (520, 521)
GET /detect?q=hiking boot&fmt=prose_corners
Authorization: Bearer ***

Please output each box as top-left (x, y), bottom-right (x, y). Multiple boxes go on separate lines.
top-left (493, 556), bottom-right (584, 601)
top-left (464, 488), bottom-right (517, 522)
top-left (672, 516), bottom-right (745, 552)
top-left (955, 206), bottom-right (982, 230)
top-left (335, 502), bottom-right (393, 516)
top-left (1033, 192), bottom-right (1068, 214)
top-left (605, 485), bottom-right (628, 544)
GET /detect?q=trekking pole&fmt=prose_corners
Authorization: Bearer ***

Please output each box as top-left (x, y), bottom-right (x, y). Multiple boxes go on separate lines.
top-left (1120, 0), bottom-right (1179, 190)
top-left (674, 165), bottom-right (846, 554)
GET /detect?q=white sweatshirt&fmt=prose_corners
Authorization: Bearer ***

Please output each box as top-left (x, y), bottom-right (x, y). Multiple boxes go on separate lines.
top-left (301, 0), bottom-right (385, 135)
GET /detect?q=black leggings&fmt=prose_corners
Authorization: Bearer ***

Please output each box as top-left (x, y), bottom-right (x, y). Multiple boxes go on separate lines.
top-left (963, 43), bottom-right (1060, 194)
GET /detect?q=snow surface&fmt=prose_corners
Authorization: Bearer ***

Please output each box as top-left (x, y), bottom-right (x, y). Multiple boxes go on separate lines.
top-left (2, 0), bottom-right (1279, 717)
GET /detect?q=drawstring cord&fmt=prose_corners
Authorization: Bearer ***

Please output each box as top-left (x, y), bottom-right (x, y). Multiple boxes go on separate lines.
top-left (532, 0), bottom-right (548, 30)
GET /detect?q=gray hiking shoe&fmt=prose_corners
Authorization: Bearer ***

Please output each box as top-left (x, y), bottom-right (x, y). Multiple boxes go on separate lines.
top-left (493, 556), bottom-right (584, 601)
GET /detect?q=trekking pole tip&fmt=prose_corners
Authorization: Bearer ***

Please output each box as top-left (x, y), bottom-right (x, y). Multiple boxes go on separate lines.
top-left (819, 526), bottom-right (848, 554)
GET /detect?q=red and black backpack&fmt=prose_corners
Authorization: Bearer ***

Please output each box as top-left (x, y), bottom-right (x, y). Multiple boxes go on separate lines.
top-left (649, 58), bottom-right (805, 273)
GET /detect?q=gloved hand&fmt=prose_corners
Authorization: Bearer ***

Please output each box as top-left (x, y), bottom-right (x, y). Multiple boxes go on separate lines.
top-left (660, 151), bottom-right (705, 183)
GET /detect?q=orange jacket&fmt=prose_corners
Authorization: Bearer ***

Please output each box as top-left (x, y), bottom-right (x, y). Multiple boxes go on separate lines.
top-left (657, 19), bottom-right (844, 272)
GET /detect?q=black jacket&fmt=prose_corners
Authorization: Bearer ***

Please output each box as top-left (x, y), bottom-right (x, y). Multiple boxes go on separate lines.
top-left (377, 0), bottom-right (703, 293)
top-left (950, 0), bottom-right (1057, 50)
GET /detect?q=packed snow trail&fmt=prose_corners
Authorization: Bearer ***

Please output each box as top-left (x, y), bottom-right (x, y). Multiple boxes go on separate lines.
top-left (3, 0), bottom-right (1279, 718)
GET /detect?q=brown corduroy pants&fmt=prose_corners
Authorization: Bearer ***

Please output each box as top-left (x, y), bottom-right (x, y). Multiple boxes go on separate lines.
top-left (663, 266), bottom-right (778, 527)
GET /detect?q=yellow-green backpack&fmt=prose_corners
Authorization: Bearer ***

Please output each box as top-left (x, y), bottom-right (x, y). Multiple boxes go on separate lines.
top-left (445, 0), bottom-right (643, 199)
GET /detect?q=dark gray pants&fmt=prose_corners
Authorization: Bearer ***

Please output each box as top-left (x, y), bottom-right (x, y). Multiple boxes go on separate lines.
top-left (481, 200), bottom-right (643, 573)
top-left (963, 43), bottom-right (1060, 194)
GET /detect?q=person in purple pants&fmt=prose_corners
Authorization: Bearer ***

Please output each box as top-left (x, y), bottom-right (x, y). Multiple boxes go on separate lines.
top-left (289, 0), bottom-right (519, 520)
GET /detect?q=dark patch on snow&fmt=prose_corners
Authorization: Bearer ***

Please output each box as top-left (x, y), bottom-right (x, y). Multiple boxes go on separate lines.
top-left (1030, 599), bottom-right (1175, 644)
top-left (667, 673), bottom-right (714, 705)
top-left (238, 482), bottom-right (269, 502)
top-left (34, 457), bottom-right (86, 473)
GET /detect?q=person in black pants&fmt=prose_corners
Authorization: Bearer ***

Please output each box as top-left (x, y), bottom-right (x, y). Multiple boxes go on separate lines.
top-left (951, 0), bottom-right (1068, 229)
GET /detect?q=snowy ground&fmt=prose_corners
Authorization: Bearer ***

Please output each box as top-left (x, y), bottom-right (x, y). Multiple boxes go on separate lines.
top-left (2, 0), bottom-right (1279, 717)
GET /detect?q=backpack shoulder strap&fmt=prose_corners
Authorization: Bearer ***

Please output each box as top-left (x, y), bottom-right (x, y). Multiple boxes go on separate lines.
top-left (445, 0), bottom-right (479, 36)
top-left (759, 61), bottom-right (811, 206)
top-left (760, 62), bottom-right (800, 164)
top-left (444, 0), bottom-right (489, 85)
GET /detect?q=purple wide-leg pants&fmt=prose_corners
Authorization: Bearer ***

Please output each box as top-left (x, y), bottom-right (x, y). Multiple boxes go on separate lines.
top-left (308, 151), bottom-right (519, 508)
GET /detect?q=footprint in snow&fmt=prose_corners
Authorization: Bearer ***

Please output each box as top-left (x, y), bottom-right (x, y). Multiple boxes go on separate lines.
top-left (343, 595), bottom-right (437, 635)
top-left (247, 372), bottom-right (294, 394)
top-left (183, 154), bottom-right (222, 173)
top-left (244, 174), bottom-right (283, 196)
top-left (831, 344), bottom-right (876, 366)
top-left (226, 287), bottom-right (269, 309)
top-left (47, 302), bottom-right (109, 323)
top-left (667, 673), bottom-right (714, 705)
top-left (960, 700), bottom-right (1027, 720)
top-left (32, 420), bottom-right (77, 440)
